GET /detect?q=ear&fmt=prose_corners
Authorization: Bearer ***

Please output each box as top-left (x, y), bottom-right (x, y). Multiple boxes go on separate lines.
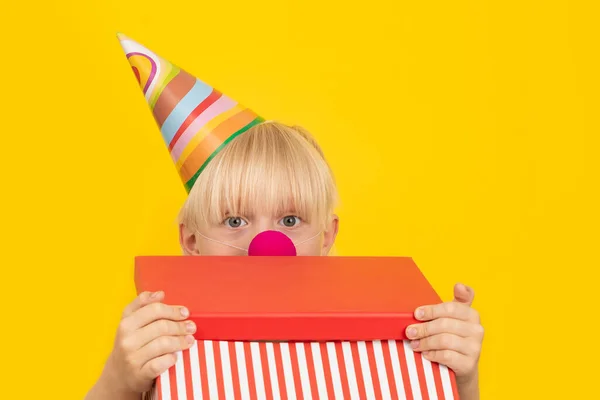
top-left (321, 214), bottom-right (339, 255)
top-left (179, 224), bottom-right (200, 255)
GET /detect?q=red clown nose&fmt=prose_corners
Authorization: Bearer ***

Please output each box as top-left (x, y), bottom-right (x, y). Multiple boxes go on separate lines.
top-left (248, 230), bottom-right (297, 256)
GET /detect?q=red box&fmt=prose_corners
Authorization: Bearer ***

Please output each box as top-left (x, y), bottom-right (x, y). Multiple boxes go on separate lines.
top-left (135, 256), bottom-right (442, 342)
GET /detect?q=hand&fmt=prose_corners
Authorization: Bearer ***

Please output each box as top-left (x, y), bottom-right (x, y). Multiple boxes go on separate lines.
top-left (102, 291), bottom-right (197, 395)
top-left (406, 283), bottom-right (483, 386)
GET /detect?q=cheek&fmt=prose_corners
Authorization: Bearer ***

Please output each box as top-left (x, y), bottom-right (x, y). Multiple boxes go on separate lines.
top-left (197, 241), bottom-right (244, 256)
top-left (296, 240), bottom-right (324, 256)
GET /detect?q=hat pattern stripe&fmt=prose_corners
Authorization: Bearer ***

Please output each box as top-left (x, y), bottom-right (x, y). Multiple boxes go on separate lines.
top-left (179, 108), bottom-right (260, 182)
top-left (152, 69), bottom-right (195, 127)
top-left (168, 89), bottom-right (222, 151)
top-left (126, 52), bottom-right (157, 94)
top-left (184, 116), bottom-right (265, 191)
top-left (169, 94), bottom-right (238, 161)
top-left (160, 79), bottom-right (213, 145)
top-left (175, 103), bottom-right (245, 169)
top-left (149, 63), bottom-right (179, 110)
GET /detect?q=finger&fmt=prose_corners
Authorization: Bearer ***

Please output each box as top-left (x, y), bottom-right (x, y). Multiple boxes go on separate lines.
top-left (140, 353), bottom-right (178, 381)
top-left (136, 334), bottom-right (195, 365)
top-left (410, 333), bottom-right (478, 356)
top-left (453, 283), bottom-right (474, 306)
top-left (122, 291), bottom-right (164, 318)
top-left (124, 302), bottom-right (190, 331)
top-left (136, 319), bottom-right (197, 348)
top-left (415, 301), bottom-right (477, 322)
top-left (406, 318), bottom-right (481, 340)
top-left (422, 350), bottom-right (474, 376)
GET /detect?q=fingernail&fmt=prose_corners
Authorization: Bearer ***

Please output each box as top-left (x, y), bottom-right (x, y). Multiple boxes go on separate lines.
top-left (411, 340), bottom-right (420, 349)
top-left (151, 291), bottom-right (163, 299)
top-left (180, 307), bottom-right (189, 318)
top-left (423, 351), bottom-right (429, 357)
top-left (416, 308), bottom-right (425, 319)
top-left (407, 328), bottom-right (417, 338)
top-left (185, 335), bottom-right (195, 344)
top-left (186, 321), bottom-right (196, 333)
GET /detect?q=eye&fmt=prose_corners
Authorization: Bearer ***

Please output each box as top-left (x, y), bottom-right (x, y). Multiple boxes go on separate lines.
top-left (224, 217), bottom-right (248, 228)
top-left (279, 215), bottom-right (301, 227)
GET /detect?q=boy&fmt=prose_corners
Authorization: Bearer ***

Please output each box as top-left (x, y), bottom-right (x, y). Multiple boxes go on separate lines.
top-left (85, 35), bottom-right (483, 400)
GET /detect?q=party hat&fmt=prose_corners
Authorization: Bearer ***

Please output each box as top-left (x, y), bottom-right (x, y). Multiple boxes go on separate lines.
top-left (117, 33), bottom-right (264, 192)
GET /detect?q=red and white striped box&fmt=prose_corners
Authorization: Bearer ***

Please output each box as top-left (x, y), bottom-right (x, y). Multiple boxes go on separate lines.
top-left (136, 257), bottom-right (460, 399)
top-left (152, 340), bottom-right (459, 400)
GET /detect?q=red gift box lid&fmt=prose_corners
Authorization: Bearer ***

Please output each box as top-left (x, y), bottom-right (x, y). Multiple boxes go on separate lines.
top-left (134, 256), bottom-right (441, 342)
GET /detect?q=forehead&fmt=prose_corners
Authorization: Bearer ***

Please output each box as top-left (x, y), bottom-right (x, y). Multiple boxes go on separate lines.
top-left (225, 193), bottom-right (311, 218)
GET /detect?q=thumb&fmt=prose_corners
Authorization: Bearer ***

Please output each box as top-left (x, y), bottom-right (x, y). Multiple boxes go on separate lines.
top-left (453, 283), bottom-right (474, 306)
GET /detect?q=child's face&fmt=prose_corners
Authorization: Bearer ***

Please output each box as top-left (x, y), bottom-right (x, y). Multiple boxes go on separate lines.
top-left (180, 211), bottom-right (339, 256)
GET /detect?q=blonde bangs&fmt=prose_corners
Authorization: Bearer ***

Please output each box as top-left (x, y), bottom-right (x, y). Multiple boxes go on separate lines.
top-left (179, 122), bottom-right (338, 231)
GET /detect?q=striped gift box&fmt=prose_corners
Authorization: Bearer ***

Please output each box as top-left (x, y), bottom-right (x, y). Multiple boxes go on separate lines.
top-left (153, 340), bottom-right (459, 400)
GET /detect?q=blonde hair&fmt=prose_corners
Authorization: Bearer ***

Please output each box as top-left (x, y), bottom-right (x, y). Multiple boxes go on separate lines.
top-left (178, 121), bottom-right (338, 231)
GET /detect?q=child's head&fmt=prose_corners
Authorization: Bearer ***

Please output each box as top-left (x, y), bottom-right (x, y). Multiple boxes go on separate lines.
top-left (178, 121), bottom-right (339, 256)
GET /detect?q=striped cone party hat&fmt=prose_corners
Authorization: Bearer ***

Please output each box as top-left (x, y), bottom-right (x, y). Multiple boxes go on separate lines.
top-left (117, 33), bottom-right (265, 192)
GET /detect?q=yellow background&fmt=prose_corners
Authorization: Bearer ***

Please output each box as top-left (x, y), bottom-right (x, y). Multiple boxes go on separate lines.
top-left (0, 0), bottom-right (598, 398)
